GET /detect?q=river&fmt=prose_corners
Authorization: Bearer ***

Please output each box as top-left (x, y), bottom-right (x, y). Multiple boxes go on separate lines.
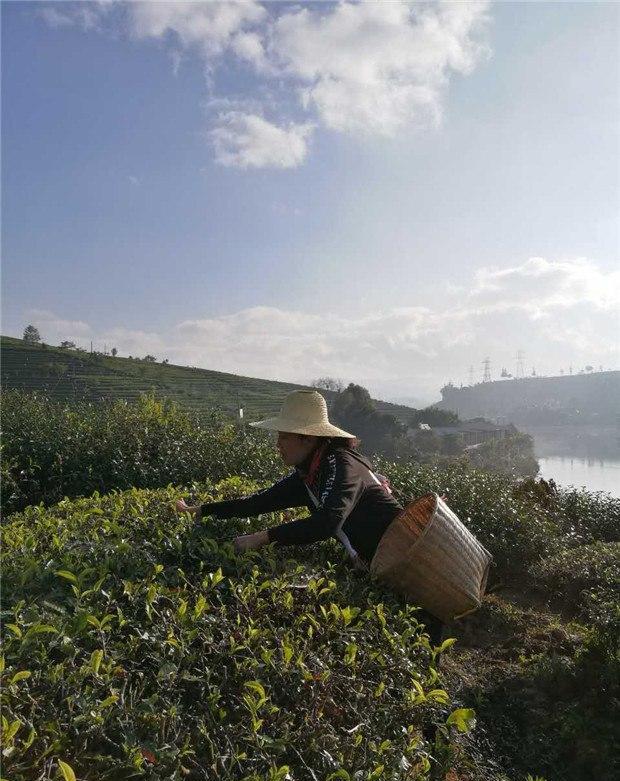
top-left (521, 425), bottom-right (620, 498)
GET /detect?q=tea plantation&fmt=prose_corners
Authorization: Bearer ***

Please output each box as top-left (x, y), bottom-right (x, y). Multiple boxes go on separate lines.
top-left (1, 393), bottom-right (618, 781)
top-left (0, 337), bottom-right (419, 426)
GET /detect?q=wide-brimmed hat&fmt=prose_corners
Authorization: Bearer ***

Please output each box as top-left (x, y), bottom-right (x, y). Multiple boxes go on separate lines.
top-left (250, 390), bottom-right (355, 438)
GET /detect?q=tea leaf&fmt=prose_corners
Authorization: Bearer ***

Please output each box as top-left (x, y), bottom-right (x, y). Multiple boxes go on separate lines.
top-left (446, 707), bottom-right (477, 733)
top-left (57, 760), bottom-right (77, 781)
top-left (90, 650), bottom-right (104, 676)
top-left (9, 670), bottom-right (31, 684)
top-left (55, 570), bottom-right (78, 586)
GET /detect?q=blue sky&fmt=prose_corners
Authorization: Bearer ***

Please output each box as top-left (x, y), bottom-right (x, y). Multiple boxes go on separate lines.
top-left (2, 1), bottom-right (618, 402)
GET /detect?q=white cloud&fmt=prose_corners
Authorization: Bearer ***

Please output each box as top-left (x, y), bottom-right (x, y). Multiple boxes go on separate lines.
top-left (128, 0), bottom-right (266, 58)
top-left (22, 258), bottom-right (617, 397)
top-left (38, 1), bottom-right (491, 167)
top-left (210, 112), bottom-right (313, 169)
top-left (26, 309), bottom-right (92, 340)
top-left (470, 256), bottom-right (620, 314)
top-left (37, 1), bottom-right (113, 32)
top-left (271, 1), bottom-right (490, 135)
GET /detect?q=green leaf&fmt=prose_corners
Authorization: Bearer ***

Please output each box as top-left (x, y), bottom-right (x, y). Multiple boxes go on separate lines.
top-left (23, 726), bottom-right (36, 749)
top-left (244, 680), bottom-right (267, 703)
top-left (9, 670), bottom-right (31, 684)
top-left (86, 615), bottom-right (101, 630)
top-left (5, 624), bottom-right (22, 638)
top-left (55, 570), bottom-right (79, 586)
top-left (446, 707), bottom-right (477, 733)
top-left (193, 594), bottom-right (207, 619)
top-left (427, 688), bottom-right (450, 704)
top-left (26, 624), bottom-right (57, 637)
top-left (57, 759), bottom-right (77, 781)
top-left (90, 650), bottom-right (104, 676)
top-left (99, 694), bottom-right (119, 708)
top-left (0, 656), bottom-right (4, 674)
top-left (281, 642), bottom-right (294, 666)
top-left (437, 637), bottom-right (457, 653)
top-left (3, 719), bottom-right (21, 743)
top-left (327, 772), bottom-right (351, 781)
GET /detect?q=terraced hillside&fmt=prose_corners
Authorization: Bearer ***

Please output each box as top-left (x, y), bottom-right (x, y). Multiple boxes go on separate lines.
top-left (0, 337), bottom-right (420, 424)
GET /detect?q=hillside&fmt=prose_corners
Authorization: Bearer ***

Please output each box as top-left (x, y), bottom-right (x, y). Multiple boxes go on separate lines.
top-left (437, 371), bottom-right (620, 426)
top-left (0, 336), bottom-right (420, 425)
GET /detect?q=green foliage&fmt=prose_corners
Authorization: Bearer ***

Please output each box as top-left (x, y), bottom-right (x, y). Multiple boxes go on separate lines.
top-left (409, 407), bottom-right (459, 428)
top-left (530, 542), bottom-right (619, 607)
top-left (466, 432), bottom-right (539, 478)
top-left (22, 324), bottom-right (41, 344)
top-left (553, 486), bottom-right (620, 545)
top-left (1, 483), bottom-right (465, 780)
top-left (531, 542), bottom-right (620, 663)
top-left (373, 458), bottom-right (562, 577)
top-left (330, 384), bottom-right (415, 458)
top-left (1, 391), bottom-right (282, 514)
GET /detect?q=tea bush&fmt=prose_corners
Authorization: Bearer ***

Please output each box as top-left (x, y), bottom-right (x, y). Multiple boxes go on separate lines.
top-left (374, 458), bottom-right (562, 577)
top-left (4, 391), bottom-right (618, 584)
top-left (552, 487), bottom-right (620, 545)
top-left (2, 482), bottom-right (481, 781)
top-left (530, 542), bottom-right (620, 608)
top-left (1, 391), bottom-right (283, 514)
top-left (530, 541), bottom-right (620, 662)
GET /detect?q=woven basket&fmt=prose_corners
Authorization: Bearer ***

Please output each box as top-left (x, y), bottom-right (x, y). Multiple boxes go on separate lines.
top-left (369, 493), bottom-right (492, 623)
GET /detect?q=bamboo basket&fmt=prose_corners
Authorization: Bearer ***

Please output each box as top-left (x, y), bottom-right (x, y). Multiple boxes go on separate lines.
top-left (369, 493), bottom-right (492, 623)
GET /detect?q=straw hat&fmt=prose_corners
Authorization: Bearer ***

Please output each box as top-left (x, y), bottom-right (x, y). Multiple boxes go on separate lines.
top-left (250, 390), bottom-right (355, 438)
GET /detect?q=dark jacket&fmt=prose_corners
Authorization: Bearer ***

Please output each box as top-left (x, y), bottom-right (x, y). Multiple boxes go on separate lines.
top-left (201, 445), bottom-right (402, 563)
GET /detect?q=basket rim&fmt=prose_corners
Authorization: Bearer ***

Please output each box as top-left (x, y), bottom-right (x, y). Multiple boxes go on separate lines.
top-left (398, 492), bottom-right (439, 551)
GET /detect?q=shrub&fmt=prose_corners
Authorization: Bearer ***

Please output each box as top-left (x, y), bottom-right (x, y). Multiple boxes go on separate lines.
top-left (1, 391), bottom-right (282, 514)
top-left (1, 483), bottom-right (475, 781)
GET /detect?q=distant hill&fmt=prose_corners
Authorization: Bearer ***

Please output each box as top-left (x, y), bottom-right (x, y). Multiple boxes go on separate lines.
top-left (437, 371), bottom-right (620, 426)
top-left (0, 336), bottom-right (422, 425)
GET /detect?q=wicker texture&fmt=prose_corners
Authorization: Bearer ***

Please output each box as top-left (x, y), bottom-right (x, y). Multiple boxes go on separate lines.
top-left (370, 493), bottom-right (492, 622)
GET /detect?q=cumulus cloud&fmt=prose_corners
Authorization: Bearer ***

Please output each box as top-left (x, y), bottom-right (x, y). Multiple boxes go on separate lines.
top-left (21, 258), bottom-right (618, 397)
top-left (25, 309), bottom-right (92, 340)
top-left (38, 0), bottom-right (491, 167)
top-left (128, 0), bottom-right (266, 58)
top-left (469, 257), bottom-right (620, 315)
top-left (210, 112), bottom-right (313, 169)
top-left (271, 0), bottom-right (490, 135)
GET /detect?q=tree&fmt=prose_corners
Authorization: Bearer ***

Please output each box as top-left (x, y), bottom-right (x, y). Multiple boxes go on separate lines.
top-left (413, 429), bottom-right (441, 455)
top-left (410, 407), bottom-right (459, 427)
top-left (330, 383), bottom-right (414, 458)
top-left (59, 341), bottom-right (77, 349)
top-left (143, 355), bottom-right (156, 363)
top-left (441, 432), bottom-right (465, 456)
top-left (23, 325), bottom-right (41, 344)
top-left (312, 376), bottom-right (345, 393)
top-left (111, 348), bottom-right (118, 357)
top-left (585, 365), bottom-right (594, 373)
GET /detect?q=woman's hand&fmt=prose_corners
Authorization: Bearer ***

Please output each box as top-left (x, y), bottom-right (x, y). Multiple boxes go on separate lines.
top-left (176, 499), bottom-right (202, 520)
top-left (234, 530), bottom-right (269, 553)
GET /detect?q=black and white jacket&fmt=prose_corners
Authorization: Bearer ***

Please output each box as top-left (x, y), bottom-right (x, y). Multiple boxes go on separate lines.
top-left (200, 445), bottom-right (402, 563)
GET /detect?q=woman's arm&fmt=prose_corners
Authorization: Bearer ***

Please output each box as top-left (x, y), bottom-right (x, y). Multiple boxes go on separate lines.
top-left (199, 470), bottom-right (308, 519)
